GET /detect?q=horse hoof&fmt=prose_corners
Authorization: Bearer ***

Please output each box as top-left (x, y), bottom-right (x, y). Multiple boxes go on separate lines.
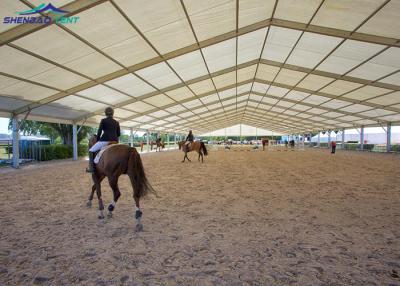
top-left (135, 223), bottom-right (143, 232)
top-left (86, 201), bottom-right (92, 208)
top-left (98, 214), bottom-right (105, 219)
top-left (107, 212), bottom-right (113, 218)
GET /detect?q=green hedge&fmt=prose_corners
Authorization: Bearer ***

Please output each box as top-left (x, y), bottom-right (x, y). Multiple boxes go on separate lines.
top-left (39, 144), bottom-right (88, 161)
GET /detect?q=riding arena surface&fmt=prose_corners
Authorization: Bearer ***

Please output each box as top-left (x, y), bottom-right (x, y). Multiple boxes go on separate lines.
top-left (0, 149), bottom-right (399, 285)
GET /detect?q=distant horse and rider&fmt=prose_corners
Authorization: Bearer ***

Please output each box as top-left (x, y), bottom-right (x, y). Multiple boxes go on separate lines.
top-left (150, 138), bottom-right (165, 152)
top-left (178, 130), bottom-right (208, 163)
top-left (261, 138), bottom-right (269, 151)
top-left (86, 107), bottom-right (154, 232)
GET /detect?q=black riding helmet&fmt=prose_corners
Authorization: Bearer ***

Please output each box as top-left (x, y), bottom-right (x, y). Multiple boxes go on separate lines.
top-left (105, 107), bottom-right (114, 117)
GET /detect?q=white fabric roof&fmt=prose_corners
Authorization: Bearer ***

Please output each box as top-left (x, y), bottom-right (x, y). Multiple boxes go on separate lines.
top-left (1, 0), bottom-right (400, 135)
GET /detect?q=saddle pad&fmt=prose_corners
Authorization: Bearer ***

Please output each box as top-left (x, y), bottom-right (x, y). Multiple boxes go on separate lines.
top-left (94, 144), bottom-right (119, 164)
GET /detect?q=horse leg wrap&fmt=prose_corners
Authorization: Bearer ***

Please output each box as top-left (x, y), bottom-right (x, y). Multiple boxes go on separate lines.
top-left (135, 210), bottom-right (143, 220)
top-left (108, 201), bottom-right (115, 212)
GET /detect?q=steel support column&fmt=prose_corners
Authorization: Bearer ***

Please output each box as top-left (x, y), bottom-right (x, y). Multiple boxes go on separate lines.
top-left (73, 124), bottom-right (78, 161)
top-left (360, 126), bottom-right (365, 150)
top-left (386, 123), bottom-right (391, 153)
top-left (12, 116), bottom-right (19, 168)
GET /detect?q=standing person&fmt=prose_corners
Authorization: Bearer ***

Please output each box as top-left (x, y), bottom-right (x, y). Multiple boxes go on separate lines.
top-left (185, 130), bottom-right (194, 152)
top-left (86, 107), bottom-right (120, 173)
top-left (331, 140), bottom-right (337, 154)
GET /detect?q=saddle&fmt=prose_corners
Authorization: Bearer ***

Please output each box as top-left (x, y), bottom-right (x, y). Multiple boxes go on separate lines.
top-left (94, 141), bottom-right (118, 164)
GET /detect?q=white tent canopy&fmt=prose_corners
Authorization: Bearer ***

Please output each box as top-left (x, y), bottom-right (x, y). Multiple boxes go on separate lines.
top-left (199, 124), bottom-right (281, 137)
top-left (1, 0), bottom-right (400, 136)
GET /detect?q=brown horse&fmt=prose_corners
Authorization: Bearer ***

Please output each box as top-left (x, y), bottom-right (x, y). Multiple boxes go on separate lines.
top-left (178, 141), bottom-right (208, 163)
top-left (87, 135), bottom-right (154, 231)
top-left (261, 138), bottom-right (269, 151)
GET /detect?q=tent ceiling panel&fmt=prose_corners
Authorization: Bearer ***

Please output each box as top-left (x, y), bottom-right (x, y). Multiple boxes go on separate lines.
top-left (286, 32), bottom-right (343, 69)
top-left (256, 64), bottom-right (280, 81)
top-left (124, 101), bottom-right (154, 113)
top-left (0, 46), bottom-right (56, 78)
top-left (219, 87), bottom-right (236, 99)
top-left (297, 74), bottom-right (335, 91)
top-left (167, 50), bottom-right (209, 82)
top-left (347, 47), bottom-right (400, 80)
top-left (237, 65), bottom-right (257, 82)
top-left (63, 52), bottom-right (121, 79)
top-left (320, 80), bottom-right (363, 96)
top-left (238, 28), bottom-right (268, 64)
top-left (148, 110), bottom-right (170, 118)
top-left (238, 0), bottom-right (274, 28)
top-left (30, 105), bottom-right (86, 120)
top-left (285, 90), bottom-right (310, 101)
top-left (237, 82), bottom-right (253, 93)
top-left (342, 85), bottom-right (392, 101)
top-left (135, 62), bottom-right (181, 89)
top-left (339, 104), bottom-right (373, 113)
top-left (310, 0), bottom-right (386, 31)
top-left (267, 85), bottom-right (289, 97)
top-left (165, 105), bottom-right (187, 113)
top-left (165, 86), bottom-right (196, 101)
top-left (183, 99), bottom-right (203, 109)
top-left (213, 71), bottom-right (236, 89)
top-left (188, 79), bottom-right (216, 95)
top-left (367, 92), bottom-right (400, 106)
top-left (77, 85), bottom-right (131, 105)
top-left (317, 39), bottom-right (386, 75)
top-left (0, 81), bottom-right (57, 102)
top-left (320, 99), bottom-right (351, 109)
top-left (379, 114), bottom-right (400, 122)
top-left (143, 94), bottom-right (175, 107)
top-left (359, 108), bottom-right (395, 117)
top-left (29, 67), bottom-right (89, 90)
top-left (53, 95), bottom-right (108, 112)
top-left (262, 26), bottom-right (302, 62)
top-left (274, 0), bottom-right (322, 24)
top-left (357, 0), bottom-right (400, 39)
top-left (105, 74), bottom-right (155, 97)
top-left (108, 109), bottom-right (133, 120)
top-left (0, 74), bottom-right (19, 90)
top-left (291, 103), bottom-right (311, 111)
top-left (252, 82), bottom-right (270, 94)
top-left (202, 38), bottom-right (236, 73)
top-left (185, 0), bottom-right (235, 41)
top-left (0, 96), bottom-right (29, 111)
top-left (379, 71), bottom-right (400, 86)
top-left (13, 25), bottom-right (96, 64)
top-left (274, 68), bottom-right (307, 86)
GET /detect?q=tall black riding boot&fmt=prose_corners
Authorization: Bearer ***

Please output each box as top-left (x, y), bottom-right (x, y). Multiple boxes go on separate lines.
top-left (86, 152), bottom-right (94, 173)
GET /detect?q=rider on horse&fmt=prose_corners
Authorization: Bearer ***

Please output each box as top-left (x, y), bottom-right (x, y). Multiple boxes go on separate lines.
top-left (86, 107), bottom-right (121, 173)
top-left (185, 130), bottom-right (194, 152)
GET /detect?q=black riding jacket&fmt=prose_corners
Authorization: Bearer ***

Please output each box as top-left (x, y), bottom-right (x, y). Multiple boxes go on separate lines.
top-left (97, 117), bottom-right (121, 142)
top-left (186, 133), bottom-right (194, 142)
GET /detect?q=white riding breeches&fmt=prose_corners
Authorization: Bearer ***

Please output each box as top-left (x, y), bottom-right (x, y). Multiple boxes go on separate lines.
top-left (89, 141), bottom-right (110, 152)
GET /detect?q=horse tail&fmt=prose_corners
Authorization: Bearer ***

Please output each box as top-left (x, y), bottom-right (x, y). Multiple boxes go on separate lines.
top-left (128, 148), bottom-right (157, 199)
top-left (200, 142), bottom-right (208, 156)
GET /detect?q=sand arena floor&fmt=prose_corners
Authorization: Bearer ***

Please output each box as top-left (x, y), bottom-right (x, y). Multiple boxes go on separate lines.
top-left (0, 148), bottom-right (399, 285)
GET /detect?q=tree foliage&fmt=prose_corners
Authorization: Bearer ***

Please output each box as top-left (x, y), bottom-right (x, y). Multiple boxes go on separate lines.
top-left (8, 119), bottom-right (95, 145)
